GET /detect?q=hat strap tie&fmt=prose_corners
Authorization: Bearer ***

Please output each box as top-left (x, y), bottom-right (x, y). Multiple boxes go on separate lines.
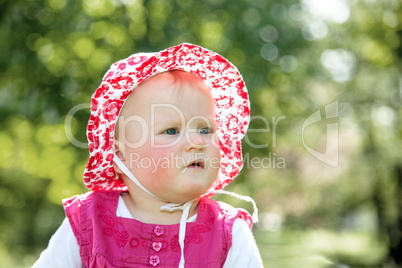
top-left (207, 189), bottom-right (259, 223)
top-left (113, 155), bottom-right (163, 201)
top-left (160, 200), bottom-right (194, 268)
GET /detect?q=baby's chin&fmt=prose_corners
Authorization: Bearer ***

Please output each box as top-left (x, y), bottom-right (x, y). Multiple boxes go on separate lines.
top-left (162, 190), bottom-right (207, 204)
top-left (164, 195), bottom-right (201, 205)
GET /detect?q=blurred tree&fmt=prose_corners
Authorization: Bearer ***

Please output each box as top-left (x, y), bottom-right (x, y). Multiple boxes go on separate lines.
top-left (0, 0), bottom-right (401, 267)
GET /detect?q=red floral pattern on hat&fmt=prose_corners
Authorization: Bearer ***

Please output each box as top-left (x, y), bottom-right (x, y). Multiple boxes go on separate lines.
top-left (84, 43), bottom-right (250, 195)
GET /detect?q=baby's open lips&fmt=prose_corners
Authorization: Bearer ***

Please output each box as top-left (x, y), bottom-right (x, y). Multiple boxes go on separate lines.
top-left (187, 160), bottom-right (204, 168)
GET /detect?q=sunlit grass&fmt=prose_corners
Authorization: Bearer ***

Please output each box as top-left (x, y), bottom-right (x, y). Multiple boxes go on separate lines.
top-left (256, 228), bottom-right (387, 267)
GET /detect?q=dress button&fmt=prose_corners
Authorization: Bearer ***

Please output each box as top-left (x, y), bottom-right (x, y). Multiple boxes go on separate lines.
top-left (149, 255), bottom-right (160, 266)
top-left (152, 242), bottom-right (162, 252)
top-left (154, 226), bottom-right (164, 236)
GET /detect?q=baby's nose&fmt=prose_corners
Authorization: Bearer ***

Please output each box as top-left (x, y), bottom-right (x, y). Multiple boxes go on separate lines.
top-left (185, 131), bottom-right (206, 151)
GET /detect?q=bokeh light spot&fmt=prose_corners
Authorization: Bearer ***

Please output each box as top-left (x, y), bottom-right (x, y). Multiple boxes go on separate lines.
top-left (261, 43), bottom-right (279, 61)
top-left (73, 37), bottom-right (95, 59)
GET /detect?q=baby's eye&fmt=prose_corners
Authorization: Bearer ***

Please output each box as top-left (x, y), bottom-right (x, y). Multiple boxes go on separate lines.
top-left (164, 128), bottom-right (178, 135)
top-left (198, 127), bottom-right (211, 134)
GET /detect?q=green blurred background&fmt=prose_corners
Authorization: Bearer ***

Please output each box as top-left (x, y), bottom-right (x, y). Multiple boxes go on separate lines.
top-left (1, 0), bottom-right (401, 267)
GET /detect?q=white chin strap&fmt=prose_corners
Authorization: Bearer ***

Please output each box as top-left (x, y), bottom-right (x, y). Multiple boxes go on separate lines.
top-left (113, 154), bottom-right (258, 268)
top-left (206, 189), bottom-right (259, 223)
top-left (113, 155), bottom-right (162, 201)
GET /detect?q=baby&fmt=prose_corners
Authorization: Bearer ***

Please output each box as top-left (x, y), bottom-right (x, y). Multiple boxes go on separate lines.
top-left (33, 43), bottom-right (263, 267)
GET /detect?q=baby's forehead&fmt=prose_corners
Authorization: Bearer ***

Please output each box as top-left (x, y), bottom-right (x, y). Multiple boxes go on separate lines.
top-left (121, 71), bottom-right (215, 116)
top-left (141, 70), bottom-right (210, 92)
top-left (134, 71), bottom-right (212, 101)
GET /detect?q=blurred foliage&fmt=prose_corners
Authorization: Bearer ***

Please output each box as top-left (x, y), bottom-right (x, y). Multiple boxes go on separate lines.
top-left (1, 0), bottom-right (402, 267)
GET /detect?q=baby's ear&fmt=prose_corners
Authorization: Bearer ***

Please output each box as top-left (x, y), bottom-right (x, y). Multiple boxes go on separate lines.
top-left (114, 139), bottom-right (125, 159)
top-left (113, 140), bottom-right (125, 175)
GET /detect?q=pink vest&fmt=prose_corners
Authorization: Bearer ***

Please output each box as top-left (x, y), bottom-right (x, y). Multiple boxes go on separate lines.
top-left (63, 190), bottom-right (246, 267)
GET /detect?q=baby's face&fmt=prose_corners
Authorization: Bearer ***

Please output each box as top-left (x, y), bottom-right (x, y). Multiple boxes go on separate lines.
top-left (115, 71), bottom-right (221, 203)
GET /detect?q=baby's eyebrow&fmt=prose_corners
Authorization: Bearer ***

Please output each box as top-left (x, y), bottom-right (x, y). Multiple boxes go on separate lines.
top-left (152, 117), bottom-right (184, 129)
top-left (192, 116), bottom-right (216, 124)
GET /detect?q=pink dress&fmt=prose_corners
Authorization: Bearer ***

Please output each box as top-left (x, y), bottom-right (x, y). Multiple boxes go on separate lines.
top-left (63, 190), bottom-right (245, 267)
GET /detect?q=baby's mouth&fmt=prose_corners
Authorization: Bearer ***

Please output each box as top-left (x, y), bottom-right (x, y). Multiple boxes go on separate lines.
top-left (187, 160), bottom-right (204, 169)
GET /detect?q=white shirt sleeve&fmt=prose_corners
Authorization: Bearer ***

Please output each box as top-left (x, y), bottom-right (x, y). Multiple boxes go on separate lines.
top-left (32, 217), bottom-right (82, 268)
top-left (223, 218), bottom-right (264, 268)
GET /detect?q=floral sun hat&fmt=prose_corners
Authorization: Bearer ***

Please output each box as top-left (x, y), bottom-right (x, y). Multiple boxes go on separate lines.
top-left (84, 43), bottom-right (251, 197)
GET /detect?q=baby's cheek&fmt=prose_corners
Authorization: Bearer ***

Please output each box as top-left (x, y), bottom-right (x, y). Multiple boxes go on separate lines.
top-left (211, 134), bottom-right (221, 149)
top-left (135, 147), bottom-right (176, 176)
top-left (152, 147), bottom-right (178, 164)
top-left (153, 134), bottom-right (182, 146)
